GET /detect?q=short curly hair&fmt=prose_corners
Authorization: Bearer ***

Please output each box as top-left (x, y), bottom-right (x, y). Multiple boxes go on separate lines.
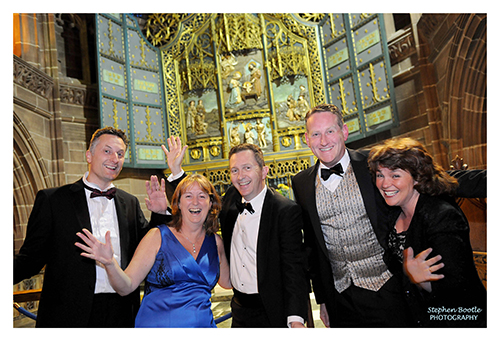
top-left (170, 174), bottom-right (222, 235)
top-left (89, 127), bottom-right (129, 153)
top-left (368, 137), bottom-right (458, 196)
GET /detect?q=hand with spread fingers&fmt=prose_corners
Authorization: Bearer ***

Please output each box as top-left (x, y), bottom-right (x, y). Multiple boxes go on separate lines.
top-left (75, 228), bottom-right (115, 267)
top-left (403, 247), bottom-right (444, 292)
top-left (162, 136), bottom-right (188, 176)
top-left (145, 175), bottom-right (168, 214)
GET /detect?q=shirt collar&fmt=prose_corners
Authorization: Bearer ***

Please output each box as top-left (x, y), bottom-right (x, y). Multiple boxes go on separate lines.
top-left (241, 185), bottom-right (267, 213)
top-left (83, 171), bottom-right (115, 192)
top-left (318, 149), bottom-right (350, 178)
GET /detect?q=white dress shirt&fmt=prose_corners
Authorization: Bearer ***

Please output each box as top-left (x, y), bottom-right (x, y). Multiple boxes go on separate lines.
top-left (83, 172), bottom-right (121, 294)
top-left (230, 186), bottom-right (267, 294)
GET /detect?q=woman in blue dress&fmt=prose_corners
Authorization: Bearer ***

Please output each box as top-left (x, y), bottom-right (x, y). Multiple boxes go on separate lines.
top-left (76, 174), bottom-right (231, 327)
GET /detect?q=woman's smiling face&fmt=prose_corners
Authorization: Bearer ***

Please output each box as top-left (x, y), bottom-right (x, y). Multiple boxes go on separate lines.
top-left (375, 167), bottom-right (419, 211)
top-left (178, 182), bottom-right (211, 226)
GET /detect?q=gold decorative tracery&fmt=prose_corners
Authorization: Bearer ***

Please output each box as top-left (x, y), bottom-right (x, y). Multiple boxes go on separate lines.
top-left (144, 13), bottom-right (191, 47)
top-left (144, 14), bottom-right (324, 173)
top-left (217, 13), bottom-right (263, 53)
top-left (179, 25), bottom-right (217, 92)
top-left (264, 20), bottom-right (309, 80)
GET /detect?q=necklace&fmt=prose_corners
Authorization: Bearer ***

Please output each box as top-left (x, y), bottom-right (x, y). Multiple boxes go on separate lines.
top-left (180, 230), bottom-right (202, 253)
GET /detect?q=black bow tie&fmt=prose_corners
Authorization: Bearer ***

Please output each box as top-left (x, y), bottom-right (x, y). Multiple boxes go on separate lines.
top-left (321, 163), bottom-right (344, 181)
top-left (84, 184), bottom-right (117, 200)
top-left (236, 201), bottom-right (254, 214)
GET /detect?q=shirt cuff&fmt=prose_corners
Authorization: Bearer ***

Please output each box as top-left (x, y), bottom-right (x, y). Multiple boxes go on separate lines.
top-left (167, 169), bottom-right (184, 182)
top-left (287, 315), bottom-right (305, 328)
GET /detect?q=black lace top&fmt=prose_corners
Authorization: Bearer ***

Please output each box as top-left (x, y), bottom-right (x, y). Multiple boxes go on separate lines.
top-left (387, 226), bottom-right (408, 263)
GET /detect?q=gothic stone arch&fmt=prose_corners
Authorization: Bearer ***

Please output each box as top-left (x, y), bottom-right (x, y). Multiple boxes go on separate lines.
top-left (445, 14), bottom-right (486, 168)
top-left (13, 112), bottom-right (51, 252)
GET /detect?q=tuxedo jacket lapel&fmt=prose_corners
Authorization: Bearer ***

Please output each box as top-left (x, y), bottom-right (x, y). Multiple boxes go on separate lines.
top-left (256, 189), bottom-right (273, 271)
top-left (348, 149), bottom-right (378, 229)
top-left (303, 163), bottom-right (330, 258)
top-left (70, 180), bottom-right (92, 233)
top-left (220, 187), bottom-right (241, 262)
top-left (69, 180), bottom-right (96, 277)
top-left (348, 148), bottom-right (390, 248)
top-left (114, 191), bottom-right (130, 269)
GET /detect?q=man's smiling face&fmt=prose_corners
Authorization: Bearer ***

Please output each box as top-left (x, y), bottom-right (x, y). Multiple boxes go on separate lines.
top-left (229, 149), bottom-right (268, 201)
top-left (305, 111), bottom-right (349, 168)
top-left (86, 134), bottom-right (126, 189)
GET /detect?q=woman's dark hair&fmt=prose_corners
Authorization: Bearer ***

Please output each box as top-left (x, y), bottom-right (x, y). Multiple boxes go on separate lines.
top-left (368, 137), bottom-right (458, 196)
top-left (170, 174), bottom-right (222, 234)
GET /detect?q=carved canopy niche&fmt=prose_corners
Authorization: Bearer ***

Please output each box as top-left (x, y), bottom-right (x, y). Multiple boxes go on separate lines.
top-left (151, 13), bottom-right (324, 171)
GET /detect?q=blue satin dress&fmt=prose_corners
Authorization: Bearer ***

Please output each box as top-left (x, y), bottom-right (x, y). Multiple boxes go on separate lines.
top-left (135, 225), bottom-right (220, 328)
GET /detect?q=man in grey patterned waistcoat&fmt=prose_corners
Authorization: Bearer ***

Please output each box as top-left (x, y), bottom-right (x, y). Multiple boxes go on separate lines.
top-left (292, 104), bottom-right (486, 327)
top-left (292, 104), bottom-right (414, 327)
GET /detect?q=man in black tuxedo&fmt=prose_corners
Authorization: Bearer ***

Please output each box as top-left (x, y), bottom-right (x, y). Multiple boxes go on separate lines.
top-left (292, 104), bottom-right (486, 327)
top-left (14, 127), bottom-right (169, 327)
top-left (163, 137), bottom-right (308, 327)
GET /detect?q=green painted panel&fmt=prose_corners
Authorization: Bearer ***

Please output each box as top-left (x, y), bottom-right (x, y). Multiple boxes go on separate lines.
top-left (131, 69), bottom-right (161, 105)
top-left (133, 105), bottom-right (166, 144)
top-left (320, 13), bottom-right (399, 142)
top-left (96, 14), bottom-right (168, 168)
top-left (357, 59), bottom-right (391, 109)
top-left (100, 56), bottom-right (127, 99)
top-left (329, 75), bottom-right (358, 116)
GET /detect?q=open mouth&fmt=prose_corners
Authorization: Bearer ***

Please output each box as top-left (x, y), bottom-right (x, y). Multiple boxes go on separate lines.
top-left (383, 190), bottom-right (399, 197)
top-left (105, 164), bottom-right (118, 171)
top-left (319, 146), bottom-right (333, 152)
top-left (238, 180), bottom-right (251, 186)
top-left (189, 208), bottom-right (202, 214)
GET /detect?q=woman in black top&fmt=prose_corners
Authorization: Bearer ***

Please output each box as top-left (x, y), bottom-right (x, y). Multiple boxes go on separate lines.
top-left (368, 137), bottom-right (486, 327)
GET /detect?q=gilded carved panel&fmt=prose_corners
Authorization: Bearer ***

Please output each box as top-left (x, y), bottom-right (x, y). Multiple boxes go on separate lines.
top-left (95, 13), bottom-right (397, 171)
top-left (154, 13), bottom-right (324, 168)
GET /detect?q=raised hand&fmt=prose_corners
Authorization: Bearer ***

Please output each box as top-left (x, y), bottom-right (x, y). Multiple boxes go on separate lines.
top-left (403, 247), bottom-right (444, 292)
top-left (162, 136), bottom-right (187, 176)
top-left (75, 229), bottom-right (115, 267)
top-left (145, 175), bottom-right (168, 214)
